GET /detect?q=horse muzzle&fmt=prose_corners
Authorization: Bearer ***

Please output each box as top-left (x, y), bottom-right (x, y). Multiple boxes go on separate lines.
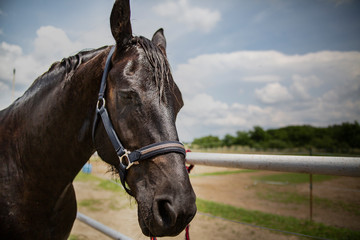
top-left (129, 153), bottom-right (197, 237)
top-left (138, 191), bottom-right (197, 237)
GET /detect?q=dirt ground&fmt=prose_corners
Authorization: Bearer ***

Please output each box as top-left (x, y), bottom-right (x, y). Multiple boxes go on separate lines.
top-left (70, 160), bottom-right (360, 240)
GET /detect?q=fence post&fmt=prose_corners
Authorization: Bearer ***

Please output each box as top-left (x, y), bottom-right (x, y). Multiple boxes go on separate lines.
top-left (309, 148), bottom-right (313, 222)
top-left (309, 173), bottom-right (313, 221)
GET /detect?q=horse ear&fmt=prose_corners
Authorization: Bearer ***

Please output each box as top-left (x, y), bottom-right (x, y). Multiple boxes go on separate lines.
top-left (110, 0), bottom-right (132, 46)
top-left (152, 28), bottom-right (167, 55)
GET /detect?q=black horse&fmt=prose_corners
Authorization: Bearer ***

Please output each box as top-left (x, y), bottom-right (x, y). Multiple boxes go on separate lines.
top-left (0, 0), bottom-right (196, 239)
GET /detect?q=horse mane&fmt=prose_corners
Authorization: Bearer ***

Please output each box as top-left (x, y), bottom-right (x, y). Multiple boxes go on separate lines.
top-left (51, 47), bottom-right (107, 75)
top-left (9, 38), bottom-right (182, 112)
top-left (27, 46), bottom-right (109, 92)
top-left (0, 46), bottom-right (108, 112)
top-left (133, 36), bottom-right (176, 104)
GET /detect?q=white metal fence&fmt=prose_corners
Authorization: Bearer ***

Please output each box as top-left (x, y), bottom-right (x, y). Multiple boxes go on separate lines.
top-left (76, 212), bottom-right (132, 240)
top-left (186, 152), bottom-right (360, 177)
top-left (77, 153), bottom-right (360, 239)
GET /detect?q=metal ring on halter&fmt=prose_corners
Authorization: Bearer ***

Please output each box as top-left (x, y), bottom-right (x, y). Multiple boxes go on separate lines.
top-left (97, 98), bottom-right (106, 110)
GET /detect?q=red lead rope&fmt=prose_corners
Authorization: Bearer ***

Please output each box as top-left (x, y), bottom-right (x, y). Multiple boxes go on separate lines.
top-left (183, 149), bottom-right (193, 240)
top-left (151, 150), bottom-right (194, 240)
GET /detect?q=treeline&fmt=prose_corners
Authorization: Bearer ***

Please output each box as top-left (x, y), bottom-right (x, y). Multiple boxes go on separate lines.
top-left (191, 121), bottom-right (360, 152)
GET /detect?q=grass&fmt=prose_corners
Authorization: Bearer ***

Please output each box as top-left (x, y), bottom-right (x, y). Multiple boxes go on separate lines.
top-left (253, 173), bottom-right (337, 184)
top-left (74, 171), bottom-right (100, 182)
top-left (78, 196), bottom-right (130, 212)
top-left (73, 164), bottom-right (359, 238)
top-left (68, 235), bottom-right (79, 240)
top-left (97, 179), bottom-right (124, 192)
top-left (108, 198), bottom-right (123, 211)
top-left (74, 172), bottom-right (128, 212)
top-left (74, 172), bottom-right (126, 193)
top-left (78, 199), bottom-right (103, 211)
top-left (196, 198), bottom-right (360, 240)
top-left (257, 190), bottom-right (308, 205)
top-left (257, 190), bottom-right (360, 216)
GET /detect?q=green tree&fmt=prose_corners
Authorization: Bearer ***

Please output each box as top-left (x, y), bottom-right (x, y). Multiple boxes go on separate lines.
top-left (234, 131), bottom-right (251, 146)
top-left (267, 139), bottom-right (288, 149)
top-left (222, 134), bottom-right (236, 147)
top-left (334, 121), bottom-right (360, 148)
top-left (249, 126), bottom-right (268, 142)
top-left (191, 121), bottom-right (360, 152)
top-left (192, 135), bottom-right (222, 148)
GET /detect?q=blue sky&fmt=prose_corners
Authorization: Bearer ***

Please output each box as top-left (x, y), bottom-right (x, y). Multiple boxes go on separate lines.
top-left (1, 0), bottom-right (360, 141)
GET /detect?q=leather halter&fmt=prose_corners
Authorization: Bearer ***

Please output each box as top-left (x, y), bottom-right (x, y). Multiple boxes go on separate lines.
top-left (92, 46), bottom-right (186, 195)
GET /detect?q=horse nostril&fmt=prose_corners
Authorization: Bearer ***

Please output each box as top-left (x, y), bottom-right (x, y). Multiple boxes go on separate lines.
top-left (148, 193), bottom-right (196, 237)
top-left (154, 198), bottom-right (177, 228)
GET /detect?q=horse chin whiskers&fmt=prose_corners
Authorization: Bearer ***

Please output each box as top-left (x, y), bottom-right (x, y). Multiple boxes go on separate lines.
top-left (104, 165), bottom-right (121, 184)
top-left (137, 202), bottom-right (154, 236)
top-left (107, 165), bottom-right (119, 177)
top-left (105, 165), bottom-right (134, 201)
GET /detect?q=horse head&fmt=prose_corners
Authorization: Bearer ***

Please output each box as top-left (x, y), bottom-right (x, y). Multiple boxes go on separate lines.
top-left (93, 0), bottom-right (196, 237)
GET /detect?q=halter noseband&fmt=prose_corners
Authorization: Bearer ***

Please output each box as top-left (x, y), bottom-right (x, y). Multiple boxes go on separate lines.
top-left (92, 46), bottom-right (186, 195)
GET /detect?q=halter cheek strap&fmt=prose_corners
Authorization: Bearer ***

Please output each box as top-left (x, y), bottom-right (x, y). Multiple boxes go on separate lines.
top-left (92, 46), bottom-right (186, 195)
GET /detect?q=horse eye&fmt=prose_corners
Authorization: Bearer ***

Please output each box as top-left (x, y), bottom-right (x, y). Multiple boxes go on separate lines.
top-left (119, 90), bottom-right (140, 104)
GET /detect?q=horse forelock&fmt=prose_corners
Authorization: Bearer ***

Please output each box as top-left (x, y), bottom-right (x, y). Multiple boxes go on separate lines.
top-left (134, 36), bottom-right (182, 108)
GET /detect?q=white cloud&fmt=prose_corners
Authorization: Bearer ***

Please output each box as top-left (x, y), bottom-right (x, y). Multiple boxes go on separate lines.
top-left (175, 50), bottom-right (360, 141)
top-left (243, 75), bottom-right (282, 83)
top-left (75, 25), bottom-right (114, 50)
top-left (174, 50), bottom-right (298, 96)
top-left (1, 26), bottom-right (82, 87)
top-left (290, 74), bottom-right (323, 99)
top-left (33, 26), bottom-right (83, 65)
top-left (153, 0), bottom-right (221, 33)
top-left (177, 92), bottom-right (299, 141)
top-left (0, 26), bottom-right (89, 110)
top-left (255, 82), bottom-right (293, 104)
top-left (177, 93), bottom-right (246, 140)
top-left (0, 42), bottom-right (23, 86)
top-left (1, 21), bottom-right (359, 142)
top-left (1, 42), bottom-right (22, 55)
top-left (0, 81), bottom-right (10, 92)
top-left (175, 50), bottom-right (360, 100)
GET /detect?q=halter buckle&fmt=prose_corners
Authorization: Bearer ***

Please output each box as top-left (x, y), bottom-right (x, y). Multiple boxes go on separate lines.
top-left (119, 149), bottom-right (137, 170)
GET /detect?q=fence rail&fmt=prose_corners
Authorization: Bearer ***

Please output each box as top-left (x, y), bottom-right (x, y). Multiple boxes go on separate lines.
top-left (76, 152), bottom-right (360, 239)
top-left (76, 212), bottom-right (132, 240)
top-left (185, 152), bottom-right (360, 177)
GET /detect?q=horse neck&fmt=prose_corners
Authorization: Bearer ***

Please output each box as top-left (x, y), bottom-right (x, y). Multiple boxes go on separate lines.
top-left (13, 48), bottom-right (109, 182)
